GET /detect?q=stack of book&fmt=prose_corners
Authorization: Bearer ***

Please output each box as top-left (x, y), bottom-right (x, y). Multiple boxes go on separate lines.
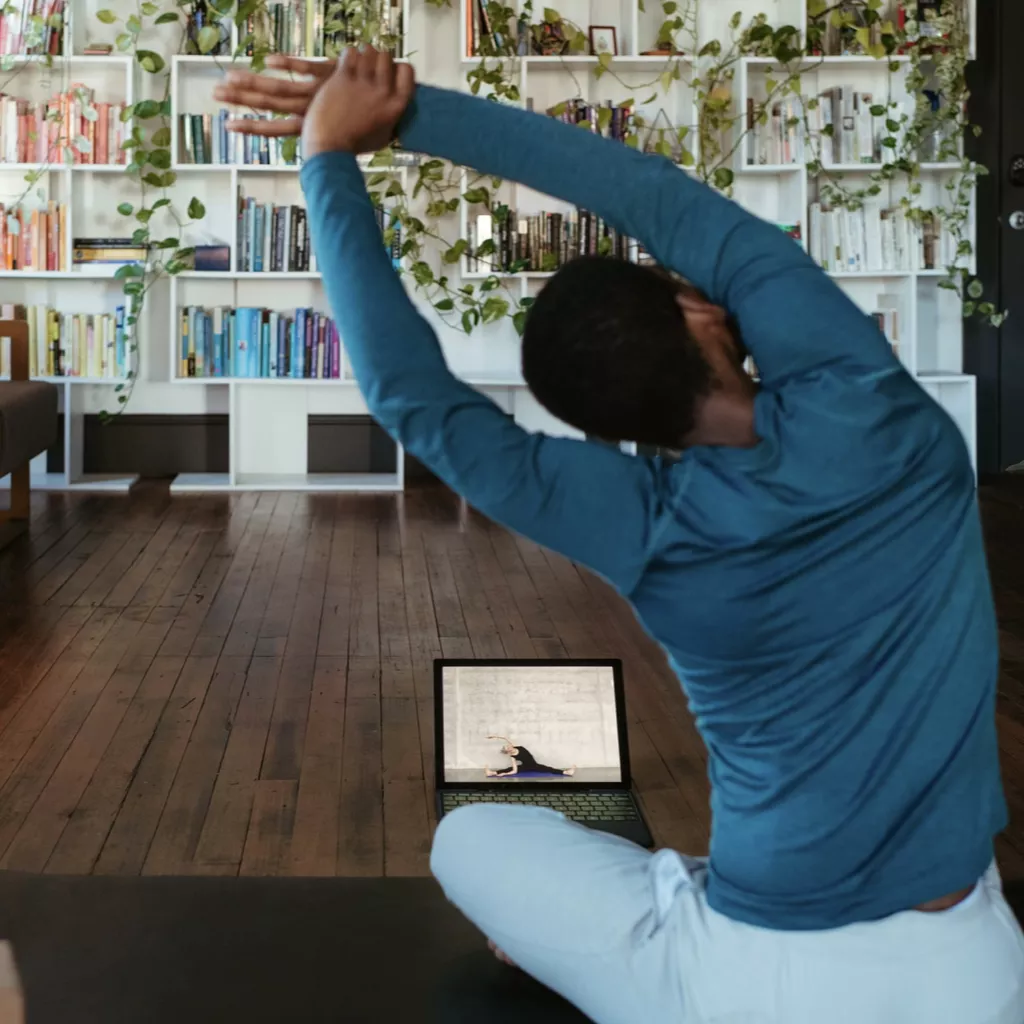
top-left (0, 303), bottom-right (129, 378)
top-left (236, 191), bottom-right (402, 272)
top-left (746, 92), bottom-right (805, 166)
top-left (808, 202), bottom-right (953, 273)
top-left (244, 0), bottom-right (404, 57)
top-left (179, 110), bottom-right (300, 167)
top-left (0, 0), bottom-right (64, 56)
top-left (178, 306), bottom-right (342, 379)
top-left (545, 99), bottom-right (636, 143)
top-left (185, 1), bottom-right (231, 56)
top-left (72, 237), bottom-right (147, 269)
top-left (466, 208), bottom-right (637, 274)
top-left (0, 87), bottom-right (127, 165)
top-left (0, 201), bottom-right (65, 271)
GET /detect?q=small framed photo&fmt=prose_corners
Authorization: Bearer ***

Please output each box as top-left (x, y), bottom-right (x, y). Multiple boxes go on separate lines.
top-left (588, 26), bottom-right (618, 57)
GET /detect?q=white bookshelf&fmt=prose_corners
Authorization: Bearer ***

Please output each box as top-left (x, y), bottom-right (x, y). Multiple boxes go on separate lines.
top-left (456, 0), bottom-right (980, 467)
top-left (2, 0), bottom-right (980, 494)
top-left (0, 21), bottom-right (139, 491)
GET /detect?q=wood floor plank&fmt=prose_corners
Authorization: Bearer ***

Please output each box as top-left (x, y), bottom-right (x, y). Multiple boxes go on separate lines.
top-left (382, 695), bottom-right (430, 876)
top-left (349, 506), bottom-right (380, 660)
top-left (316, 505), bottom-right (355, 658)
top-left (239, 780), bottom-right (297, 877)
top-left (261, 653), bottom-right (315, 782)
top-left (192, 656), bottom-right (282, 875)
top-left (286, 656), bottom-right (347, 876)
top-left (337, 672), bottom-right (383, 876)
top-left (44, 654), bottom-right (188, 874)
top-left (96, 655), bottom-right (223, 876)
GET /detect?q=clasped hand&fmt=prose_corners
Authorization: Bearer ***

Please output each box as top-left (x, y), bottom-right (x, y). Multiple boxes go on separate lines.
top-left (212, 47), bottom-right (415, 160)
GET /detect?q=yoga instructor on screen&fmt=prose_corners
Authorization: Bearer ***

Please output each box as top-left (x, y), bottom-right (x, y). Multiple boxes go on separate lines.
top-left (484, 735), bottom-right (576, 779)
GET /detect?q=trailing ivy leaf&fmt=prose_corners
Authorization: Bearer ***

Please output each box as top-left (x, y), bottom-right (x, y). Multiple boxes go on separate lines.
top-left (662, 1), bottom-right (676, 12)
top-left (155, 12), bottom-right (180, 24)
top-left (870, 104), bottom-right (885, 116)
top-left (978, 301), bottom-right (995, 317)
top-left (116, 32), bottom-right (133, 51)
top-left (151, 126), bottom-right (171, 147)
top-left (434, 298), bottom-right (455, 312)
top-left (136, 50), bottom-right (165, 73)
top-left (282, 137), bottom-right (298, 164)
top-left (542, 7), bottom-right (560, 23)
top-left (117, 202), bottom-right (133, 216)
top-left (713, 167), bottom-right (734, 190)
top-left (482, 296), bottom-right (510, 322)
top-left (198, 25), bottom-right (221, 53)
top-left (962, 301), bottom-right (975, 318)
top-left (461, 310), bottom-right (474, 334)
top-left (443, 239), bottom-right (469, 263)
top-left (481, 276), bottom-right (500, 292)
top-left (513, 311), bottom-right (527, 335)
top-left (475, 238), bottom-right (496, 258)
top-left (679, 148), bottom-right (695, 168)
top-left (808, 0), bottom-right (828, 13)
top-left (187, 197), bottom-right (206, 220)
top-left (597, 107), bottom-right (612, 132)
top-left (126, 14), bottom-right (142, 34)
top-left (133, 99), bottom-right (162, 119)
top-left (149, 148), bottom-right (171, 170)
top-left (967, 279), bottom-right (984, 299)
top-left (367, 173), bottom-right (388, 187)
top-left (142, 172), bottom-right (164, 187)
top-left (412, 261), bottom-right (434, 286)
top-left (136, 209), bottom-right (153, 224)
top-left (155, 237), bottom-right (181, 249)
top-left (114, 263), bottom-right (145, 279)
top-left (96, 8), bottom-right (117, 23)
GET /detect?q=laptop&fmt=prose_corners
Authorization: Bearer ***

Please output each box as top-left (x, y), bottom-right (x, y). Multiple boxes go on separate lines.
top-left (434, 658), bottom-right (654, 848)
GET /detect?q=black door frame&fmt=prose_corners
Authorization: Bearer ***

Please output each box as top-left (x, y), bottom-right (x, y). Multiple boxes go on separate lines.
top-left (965, 0), bottom-right (1024, 475)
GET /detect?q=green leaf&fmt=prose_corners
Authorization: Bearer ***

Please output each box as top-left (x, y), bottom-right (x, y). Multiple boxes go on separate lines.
top-left (136, 50), bottom-right (165, 74)
top-left (808, 0), bottom-right (827, 15)
top-left (443, 239), bottom-right (469, 264)
top-left (141, 1), bottom-right (158, 13)
top-left (967, 279), bottom-right (984, 299)
top-left (434, 299), bottom-right (455, 312)
top-left (117, 202), bottom-right (133, 216)
top-left (463, 187), bottom-right (490, 205)
top-left (597, 107), bottom-right (612, 132)
top-left (142, 172), bottom-right (164, 187)
top-left (411, 261), bottom-right (434, 286)
top-left (148, 148), bottom-right (171, 170)
top-left (461, 310), bottom-right (474, 334)
top-left (155, 12), bottom-right (179, 24)
top-left (481, 296), bottom-right (509, 322)
top-left (513, 311), bottom-right (527, 335)
top-left (978, 301), bottom-right (995, 316)
top-left (475, 238), bottom-right (496, 258)
top-left (125, 14), bottom-right (141, 34)
top-left (542, 7), bottom-right (560, 23)
top-left (133, 100), bottom-right (162, 120)
top-left (114, 263), bottom-right (144, 279)
top-left (187, 197), bottom-right (206, 220)
top-left (96, 8), bottom-right (117, 24)
top-left (662, 0), bottom-right (676, 12)
top-left (116, 32), bottom-right (133, 51)
top-left (962, 301), bottom-right (975, 318)
top-left (198, 25), bottom-right (221, 53)
top-left (282, 137), bottom-right (298, 164)
top-left (712, 167), bottom-right (734, 190)
top-left (151, 126), bottom-right (171, 148)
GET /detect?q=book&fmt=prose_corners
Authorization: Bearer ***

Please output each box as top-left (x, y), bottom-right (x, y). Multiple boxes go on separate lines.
top-left (0, 200), bottom-right (66, 270)
top-left (177, 306), bottom-right (343, 380)
top-left (179, 110), bottom-right (301, 167)
top-left (0, 0), bottom-right (65, 56)
top-left (0, 303), bottom-right (128, 378)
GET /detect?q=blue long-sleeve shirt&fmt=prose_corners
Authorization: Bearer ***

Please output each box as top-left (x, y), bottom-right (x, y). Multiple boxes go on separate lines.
top-left (300, 85), bottom-right (1006, 930)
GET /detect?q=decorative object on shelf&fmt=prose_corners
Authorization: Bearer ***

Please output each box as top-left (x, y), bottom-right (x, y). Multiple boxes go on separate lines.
top-left (588, 26), bottom-right (617, 57)
top-left (192, 244), bottom-right (231, 272)
top-left (531, 20), bottom-right (569, 56)
top-left (82, 42), bottom-right (113, 56)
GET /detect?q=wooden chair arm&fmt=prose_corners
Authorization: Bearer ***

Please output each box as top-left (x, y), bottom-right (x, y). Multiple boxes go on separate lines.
top-left (0, 321), bottom-right (29, 381)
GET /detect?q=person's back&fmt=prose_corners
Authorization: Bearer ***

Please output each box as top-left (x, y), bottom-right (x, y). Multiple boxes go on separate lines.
top-left (222, 49), bottom-right (1024, 1023)
top-left (630, 367), bottom-right (1005, 927)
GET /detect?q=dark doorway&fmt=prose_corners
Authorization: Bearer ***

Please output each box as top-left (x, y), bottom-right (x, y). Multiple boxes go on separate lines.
top-left (965, 0), bottom-right (1024, 474)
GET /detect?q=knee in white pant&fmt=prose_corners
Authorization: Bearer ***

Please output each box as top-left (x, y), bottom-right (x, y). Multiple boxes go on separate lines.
top-left (430, 803), bottom-right (496, 886)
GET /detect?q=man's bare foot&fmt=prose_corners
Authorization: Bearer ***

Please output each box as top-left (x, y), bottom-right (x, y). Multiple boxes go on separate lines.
top-left (485, 767), bottom-right (497, 777)
top-left (488, 940), bottom-right (518, 968)
top-left (564, 766), bottom-right (576, 777)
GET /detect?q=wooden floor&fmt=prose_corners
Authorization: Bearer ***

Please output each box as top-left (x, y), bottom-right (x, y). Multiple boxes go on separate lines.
top-left (0, 479), bottom-right (1023, 879)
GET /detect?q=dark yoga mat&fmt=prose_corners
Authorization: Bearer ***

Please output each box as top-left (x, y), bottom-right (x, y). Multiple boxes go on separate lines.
top-left (0, 872), bottom-right (590, 1024)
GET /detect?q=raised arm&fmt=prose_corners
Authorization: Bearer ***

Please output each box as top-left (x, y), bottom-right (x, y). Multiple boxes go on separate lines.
top-left (398, 87), bottom-right (895, 385)
top-left (298, 55), bottom-right (666, 597)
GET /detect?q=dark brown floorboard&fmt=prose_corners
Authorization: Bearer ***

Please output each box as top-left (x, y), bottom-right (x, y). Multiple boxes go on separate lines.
top-left (0, 480), bottom-right (1023, 878)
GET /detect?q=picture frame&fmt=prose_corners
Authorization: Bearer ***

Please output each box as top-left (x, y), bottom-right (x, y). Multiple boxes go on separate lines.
top-left (588, 25), bottom-right (618, 57)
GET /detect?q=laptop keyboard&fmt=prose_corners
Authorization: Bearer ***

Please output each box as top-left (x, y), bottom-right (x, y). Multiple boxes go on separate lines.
top-left (441, 791), bottom-right (640, 822)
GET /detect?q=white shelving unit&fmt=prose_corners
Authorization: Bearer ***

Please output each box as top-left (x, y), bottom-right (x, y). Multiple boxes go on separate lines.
top-left (0, 22), bottom-right (139, 491)
top-left (165, 12), bottom-right (410, 493)
top-left (456, 0), bottom-right (980, 467)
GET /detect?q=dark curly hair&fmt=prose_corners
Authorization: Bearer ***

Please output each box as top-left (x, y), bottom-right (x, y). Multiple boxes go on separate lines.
top-left (521, 256), bottom-right (713, 447)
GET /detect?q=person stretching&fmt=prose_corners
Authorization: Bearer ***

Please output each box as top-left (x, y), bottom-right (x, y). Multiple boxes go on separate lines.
top-left (215, 50), bottom-right (1024, 1024)
top-left (485, 735), bottom-right (576, 778)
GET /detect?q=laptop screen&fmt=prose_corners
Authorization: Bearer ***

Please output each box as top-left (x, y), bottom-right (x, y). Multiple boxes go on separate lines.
top-left (439, 663), bottom-right (623, 785)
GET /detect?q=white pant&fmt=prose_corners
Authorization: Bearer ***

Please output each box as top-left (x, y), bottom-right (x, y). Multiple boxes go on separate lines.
top-left (431, 804), bottom-right (1024, 1024)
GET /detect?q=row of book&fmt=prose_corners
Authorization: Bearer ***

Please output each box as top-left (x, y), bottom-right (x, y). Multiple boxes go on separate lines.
top-left (545, 99), bottom-right (636, 144)
top-left (466, 0), bottom-right (529, 58)
top-left (178, 306), bottom-right (342, 380)
top-left (0, 88), bottom-right (128, 166)
top-left (236, 192), bottom-right (401, 272)
top-left (808, 201), bottom-right (953, 273)
top-left (0, 201), bottom-right (66, 271)
top-left (465, 209), bottom-right (639, 274)
top-left (0, 304), bottom-right (130, 379)
top-left (179, 111), bottom-right (299, 167)
top-left (810, 1), bottom-right (945, 57)
top-left (0, 0), bottom-right (63, 56)
top-left (243, 0), bottom-right (404, 58)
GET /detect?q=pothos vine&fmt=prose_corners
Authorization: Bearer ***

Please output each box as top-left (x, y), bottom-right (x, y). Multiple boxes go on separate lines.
top-left (0, 0), bottom-right (996, 416)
